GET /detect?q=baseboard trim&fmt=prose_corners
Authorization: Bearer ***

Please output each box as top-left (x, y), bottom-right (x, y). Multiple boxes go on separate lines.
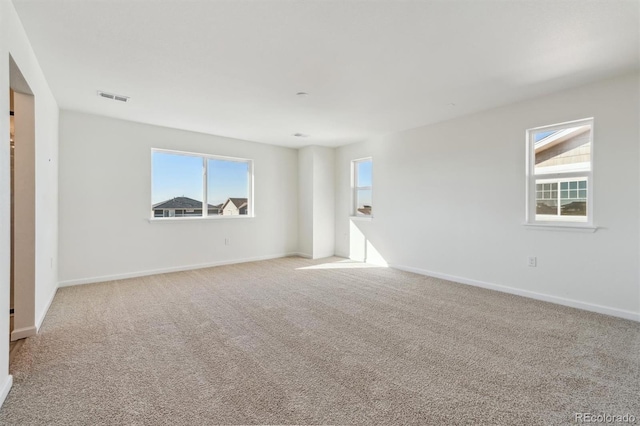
top-left (313, 251), bottom-right (336, 260)
top-left (0, 375), bottom-right (13, 409)
top-left (294, 252), bottom-right (339, 260)
top-left (36, 286), bottom-right (58, 332)
top-left (391, 264), bottom-right (640, 322)
top-left (58, 252), bottom-right (301, 287)
top-left (11, 326), bottom-right (37, 341)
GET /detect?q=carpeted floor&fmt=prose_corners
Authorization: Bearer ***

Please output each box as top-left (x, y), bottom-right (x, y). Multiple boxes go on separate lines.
top-left (1, 256), bottom-right (638, 425)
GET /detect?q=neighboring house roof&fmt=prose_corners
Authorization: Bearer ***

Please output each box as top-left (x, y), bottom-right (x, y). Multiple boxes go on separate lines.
top-left (534, 125), bottom-right (590, 153)
top-left (561, 201), bottom-right (586, 214)
top-left (222, 198), bottom-right (248, 210)
top-left (152, 197), bottom-right (216, 210)
top-left (357, 206), bottom-right (372, 215)
top-left (536, 203), bottom-right (557, 215)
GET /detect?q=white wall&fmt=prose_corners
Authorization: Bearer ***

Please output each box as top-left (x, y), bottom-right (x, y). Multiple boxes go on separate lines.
top-left (0, 0), bottom-right (60, 406)
top-left (298, 146), bottom-right (314, 257)
top-left (335, 73), bottom-right (640, 320)
top-left (312, 146), bottom-right (335, 259)
top-left (58, 111), bottom-right (298, 285)
top-left (297, 145), bottom-right (335, 259)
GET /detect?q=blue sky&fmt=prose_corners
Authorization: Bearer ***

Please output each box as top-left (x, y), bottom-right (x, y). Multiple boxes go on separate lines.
top-left (152, 152), bottom-right (248, 206)
top-left (356, 160), bottom-right (372, 206)
top-left (207, 159), bottom-right (249, 205)
top-left (357, 160), bottom-right (372, 187)
top-left (534, 130), bottom-right (556, 142)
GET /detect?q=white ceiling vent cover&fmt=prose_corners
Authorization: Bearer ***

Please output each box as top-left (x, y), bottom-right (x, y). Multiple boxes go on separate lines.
top-left (97, 91), bottom-right (129, 102)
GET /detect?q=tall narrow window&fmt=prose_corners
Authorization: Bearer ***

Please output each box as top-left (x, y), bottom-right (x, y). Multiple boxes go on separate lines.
top-left (526, 118), bottom-right (593, 225)
top-left (151, 149), bottom-right (253, 219)
top-left (353, 158), bottom-right (372, 217)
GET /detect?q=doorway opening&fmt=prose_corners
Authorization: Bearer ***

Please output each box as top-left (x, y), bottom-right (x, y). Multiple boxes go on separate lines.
top-left (8, 56), bottom-right (35, 361)
top-left (9, 90), bottom-right (14, 346)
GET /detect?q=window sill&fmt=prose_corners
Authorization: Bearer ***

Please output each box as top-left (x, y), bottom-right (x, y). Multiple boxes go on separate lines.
top-left (523, 223), bottom-right (597, 233)
top-left (350, 215), bottom-right (373, 222)
top-left (148, 216), bottom-right (254, 223)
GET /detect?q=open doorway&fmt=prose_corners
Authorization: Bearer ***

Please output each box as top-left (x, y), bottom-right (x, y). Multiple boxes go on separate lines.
top-left (8, 56), bottom-right (35, 361)
top-left (9, 90), bottom-right (14, 342)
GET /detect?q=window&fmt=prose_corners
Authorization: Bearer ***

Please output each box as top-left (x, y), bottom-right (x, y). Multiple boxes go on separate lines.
top-left (526, 118), bottom-right (593, 225)
top-left (352, 158), bottom-right (372, 217)
top-left (151, 149), bottom-right (252, 219)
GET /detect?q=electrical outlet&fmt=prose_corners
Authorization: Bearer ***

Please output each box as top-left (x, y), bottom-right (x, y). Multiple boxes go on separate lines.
top-left (225, 237), bottom-right (230, 246)
top-left (528, 256), bottom-right (537, 267)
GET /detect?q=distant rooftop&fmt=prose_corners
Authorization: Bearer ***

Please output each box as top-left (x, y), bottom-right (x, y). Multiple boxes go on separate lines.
top-left (534, 125), bottom-right (590, 153)
top-left (153, 197), bottom-right (217, 210)
top-left (223, 198), bottom-right (248, 210)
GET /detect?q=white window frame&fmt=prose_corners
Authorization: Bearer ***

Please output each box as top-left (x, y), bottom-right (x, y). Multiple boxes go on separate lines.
top-left (351, 157), bottom-right (373, 218)
top-left (525, 118), bottom-right (594, 228)
top-left (150, 148), bottom-right (254, 220)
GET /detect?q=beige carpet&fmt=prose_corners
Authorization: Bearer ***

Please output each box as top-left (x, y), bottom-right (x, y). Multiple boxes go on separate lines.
top-left (1, 256), bottom-right (638, 425)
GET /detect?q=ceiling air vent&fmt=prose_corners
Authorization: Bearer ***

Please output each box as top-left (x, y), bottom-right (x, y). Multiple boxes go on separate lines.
top-left (97, 91), bottom-right (129, 103)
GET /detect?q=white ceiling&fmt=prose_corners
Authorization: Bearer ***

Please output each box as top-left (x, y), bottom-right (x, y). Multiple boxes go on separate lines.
top-left (12, 0), bottom-right (640, 148)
